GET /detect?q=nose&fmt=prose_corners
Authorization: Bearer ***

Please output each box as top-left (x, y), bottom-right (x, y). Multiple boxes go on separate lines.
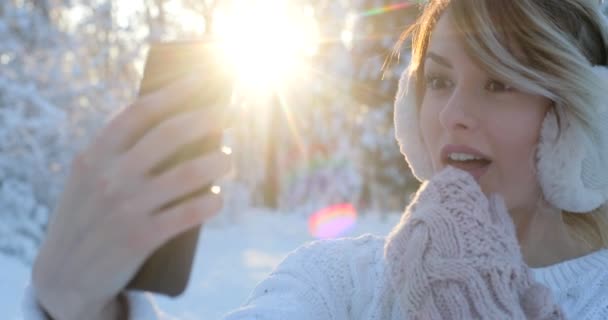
top-left (438, 86), bottom-right (479, 131)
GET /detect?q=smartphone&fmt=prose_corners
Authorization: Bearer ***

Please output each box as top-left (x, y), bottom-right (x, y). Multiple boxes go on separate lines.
top-left (126, 40), bottom-right (234, 296)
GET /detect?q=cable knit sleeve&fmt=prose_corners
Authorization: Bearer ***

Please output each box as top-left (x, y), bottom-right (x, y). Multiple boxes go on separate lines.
top-left (222, 235), bottom-right (386, 320)
top-left (384, 166), bottom-right (565, 319)
top-left (221, 241), bottom-right (341, 320)
top-left (22, 284), bottom-right (175, 320)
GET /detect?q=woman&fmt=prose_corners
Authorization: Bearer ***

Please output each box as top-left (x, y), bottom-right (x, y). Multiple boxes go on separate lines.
top-left (23, 0), bottom-right (608, 319)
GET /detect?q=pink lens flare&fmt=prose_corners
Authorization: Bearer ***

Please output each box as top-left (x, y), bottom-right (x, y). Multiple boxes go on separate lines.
top-left (361, 1), bottom-right (421, 17)
top-left (308, 203), bottom-right (358, 239)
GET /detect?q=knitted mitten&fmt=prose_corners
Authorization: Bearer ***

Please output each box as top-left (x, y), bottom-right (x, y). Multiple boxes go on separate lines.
top-left (384, 166), bottom-right (565, 320)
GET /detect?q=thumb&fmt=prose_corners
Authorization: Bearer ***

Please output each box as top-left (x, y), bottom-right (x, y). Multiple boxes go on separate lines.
top-left (488, 194), bottom-right (517, 235)
top-left (488, 194), bottom-right (528, 276)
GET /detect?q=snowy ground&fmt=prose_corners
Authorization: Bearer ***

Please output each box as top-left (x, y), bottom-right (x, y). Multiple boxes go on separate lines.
top-left (1, 208), bottom-right (400, 320)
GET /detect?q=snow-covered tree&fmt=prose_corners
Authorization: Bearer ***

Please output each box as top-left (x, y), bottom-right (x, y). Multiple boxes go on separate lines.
top-left (347, 0), bottom-right (421, 211)
top-left (0, 0), bottom-right (182, 264)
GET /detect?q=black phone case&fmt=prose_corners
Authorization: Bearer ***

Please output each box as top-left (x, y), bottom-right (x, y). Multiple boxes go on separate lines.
top-left (126, 40), bottom-right (233, 296)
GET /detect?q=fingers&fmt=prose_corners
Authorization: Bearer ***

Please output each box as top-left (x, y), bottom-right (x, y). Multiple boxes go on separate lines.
top-left (89, 72), bottom-right (204, 163)
top-left (148, 193), bottom-right (223, 252)
top-left (122, 108), bottom-right (222, 176)
top-left (415, 167), bottom-right (517, 235)
top-left (129, 151), bottom-right (231, 215)
top-left (488, 194), bottom-right (518, 239)
top-left (419, 166), bottom-right (487, 209)
top-left (488, 194), bottom-right (516, 231)
top-left (488, 194), bottom-right (509, 225)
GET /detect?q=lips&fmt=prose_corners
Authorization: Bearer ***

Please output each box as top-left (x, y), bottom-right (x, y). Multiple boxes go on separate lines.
top-left (445, 158), bottom-right (491, 170)
top-left (440, 144), bottom-right (492, 181)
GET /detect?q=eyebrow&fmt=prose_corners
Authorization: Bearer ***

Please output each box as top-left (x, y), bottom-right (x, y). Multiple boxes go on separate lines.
top-left (425, 51), bottom-right (453, 69)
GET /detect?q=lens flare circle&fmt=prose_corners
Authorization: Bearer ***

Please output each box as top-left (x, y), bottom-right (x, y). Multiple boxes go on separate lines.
top-left (308, 203), bottom-right (358, 239)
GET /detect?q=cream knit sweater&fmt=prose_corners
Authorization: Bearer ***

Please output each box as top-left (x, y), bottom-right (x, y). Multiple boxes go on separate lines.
top-left (22, 169), bottom-right (608, 319)
top-left (22, 235), bottom-right (608, 319)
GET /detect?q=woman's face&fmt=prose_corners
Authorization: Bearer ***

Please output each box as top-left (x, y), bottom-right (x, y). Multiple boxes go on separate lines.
top-left (419, 13), bottom-right (552, 213)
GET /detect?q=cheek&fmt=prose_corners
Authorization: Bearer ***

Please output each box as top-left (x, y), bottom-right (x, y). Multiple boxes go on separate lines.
top-left (492, 121), bottom-right (539, 164)
top-left (487, 108), bottom-right (547, 208)
top-left (490, 107), bottom-right (546, 168)
top-left (492, 132), bottom-right (538, 186)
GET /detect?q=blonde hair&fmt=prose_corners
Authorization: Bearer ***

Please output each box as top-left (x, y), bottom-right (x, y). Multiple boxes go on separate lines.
top-left (396, 0), bottom-right (608, 250)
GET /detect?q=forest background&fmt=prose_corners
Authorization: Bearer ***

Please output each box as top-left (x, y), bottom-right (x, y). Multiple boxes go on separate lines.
top-left (0, 0), bottom-right (421, 266)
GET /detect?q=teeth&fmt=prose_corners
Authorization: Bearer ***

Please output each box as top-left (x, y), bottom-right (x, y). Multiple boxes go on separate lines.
top-left (448, 152), bottom-right (485, 161)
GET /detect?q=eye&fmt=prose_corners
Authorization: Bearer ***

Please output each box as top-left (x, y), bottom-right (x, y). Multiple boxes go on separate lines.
top-left (425, 74), bottom-right (453, 91)
top-left (486, 80), bottom-right (514, 92)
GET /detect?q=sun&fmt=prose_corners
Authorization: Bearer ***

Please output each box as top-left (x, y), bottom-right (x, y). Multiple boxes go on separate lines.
top-left (213, 1), bottom-right (319, 90)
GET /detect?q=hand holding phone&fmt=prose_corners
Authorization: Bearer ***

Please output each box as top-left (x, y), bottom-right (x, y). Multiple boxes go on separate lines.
top-left (126, 40), bottom-right (235, 296)
top-left (31, 42), bottom-right (234, 319)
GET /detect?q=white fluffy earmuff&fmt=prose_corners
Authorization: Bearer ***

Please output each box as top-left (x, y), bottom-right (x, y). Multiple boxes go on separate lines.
top-left (394, 68), bottom-right (434, 182)
top-left (536, 66), bottom-right (608, 212)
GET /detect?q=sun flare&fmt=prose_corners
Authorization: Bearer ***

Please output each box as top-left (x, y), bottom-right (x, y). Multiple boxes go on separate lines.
top-left (213, 1), bottom-right (319, 90)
